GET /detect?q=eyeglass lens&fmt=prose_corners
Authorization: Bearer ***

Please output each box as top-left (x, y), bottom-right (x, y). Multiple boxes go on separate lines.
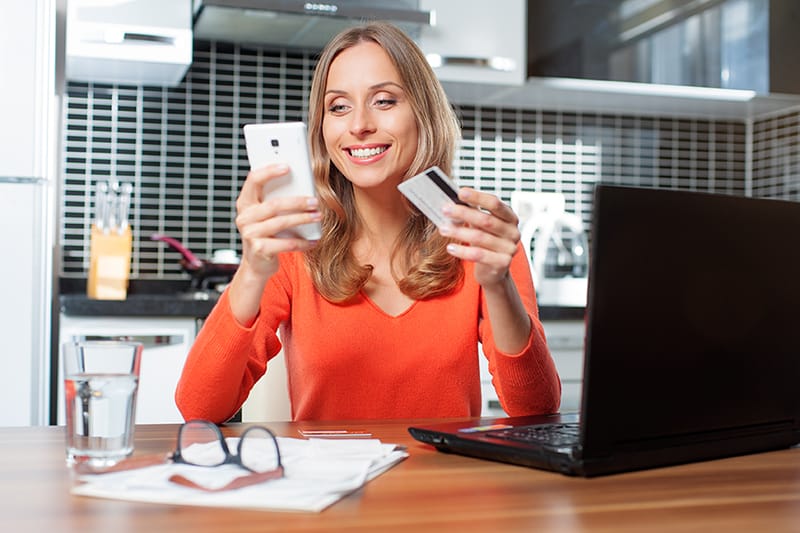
top-left (238, 426), bottom-right (281, 473)
top-left (178, 421), bottom-right (228, 467)
top-left (178, 421), bottom-right (280, 473)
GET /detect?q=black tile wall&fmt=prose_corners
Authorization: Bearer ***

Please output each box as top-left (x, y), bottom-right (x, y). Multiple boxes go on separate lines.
top-left (61, 40), bottom-right (796, 282)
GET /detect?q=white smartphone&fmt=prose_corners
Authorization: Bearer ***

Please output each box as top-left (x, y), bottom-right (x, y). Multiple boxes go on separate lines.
top-left (243, 121), bottom-right (322, 240)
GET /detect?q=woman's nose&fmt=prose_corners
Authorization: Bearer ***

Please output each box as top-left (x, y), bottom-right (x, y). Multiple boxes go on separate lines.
top-left (349, 106), bottom-right (376, 136)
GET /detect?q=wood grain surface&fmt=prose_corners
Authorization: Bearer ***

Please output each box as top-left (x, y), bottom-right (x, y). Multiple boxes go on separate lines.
top-left (3, 420), bottom-right (800, 532)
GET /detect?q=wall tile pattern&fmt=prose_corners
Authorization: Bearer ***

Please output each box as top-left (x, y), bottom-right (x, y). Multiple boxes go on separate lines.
top-left (61, 41), bottom-right (795, 281)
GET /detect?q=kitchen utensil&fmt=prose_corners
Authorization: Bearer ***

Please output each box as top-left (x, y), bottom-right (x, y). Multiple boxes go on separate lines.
top-left (150, 234), bottom-right (239, 290)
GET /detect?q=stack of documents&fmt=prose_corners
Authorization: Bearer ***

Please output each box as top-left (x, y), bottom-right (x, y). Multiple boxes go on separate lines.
top-left (72, 437), bottom-right (408, 512)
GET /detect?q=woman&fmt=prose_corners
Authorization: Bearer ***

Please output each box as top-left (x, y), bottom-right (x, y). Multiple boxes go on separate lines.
top-left (175, 22), bottom-right (561, 422)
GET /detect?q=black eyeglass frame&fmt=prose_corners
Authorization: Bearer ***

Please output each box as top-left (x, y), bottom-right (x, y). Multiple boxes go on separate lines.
top-left (171, 419), bottom-right (284, 473)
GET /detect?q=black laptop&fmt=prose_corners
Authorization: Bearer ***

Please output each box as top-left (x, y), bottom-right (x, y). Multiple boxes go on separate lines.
top-left (409, 184), bottom-right (800, 477)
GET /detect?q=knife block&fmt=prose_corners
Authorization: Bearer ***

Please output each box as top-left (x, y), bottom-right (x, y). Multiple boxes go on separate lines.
top-left (87, 224), bottom-right (132, 300)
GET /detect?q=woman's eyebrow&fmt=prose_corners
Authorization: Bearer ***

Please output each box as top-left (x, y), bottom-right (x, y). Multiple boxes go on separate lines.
top-left (324, 81), bottom-right (405, 97)
top-left (369, 81), bottom-right (404, 91)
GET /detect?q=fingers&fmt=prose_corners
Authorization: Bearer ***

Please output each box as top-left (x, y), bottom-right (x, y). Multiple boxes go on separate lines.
top-left (441, 188), bottom-right (520, 247)
top-left (439, 188), bottom-right (521, 284)
top-left (234, 163), bottom-right (321, 278)
top-left (458, 188), bottom-right (519, 226)
top-left (237, 163), bottom-right (290, 208)
top-left (236, 162), bottom-right (321, 241)
top-left (237, 206), bottom-right (321, 243)
top-left (237, 195), bottom-right (319, 229)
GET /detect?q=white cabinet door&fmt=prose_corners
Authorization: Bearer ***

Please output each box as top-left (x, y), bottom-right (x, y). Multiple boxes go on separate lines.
top-left (0, 0), bottom-right (57, 428)
top-left (419, 0), bottom-right (526, 86)
top-left (58, 316), bottom-right (197, 424)
top-left (0, 180), bottom-right (50, 427)
top-left (0, 0), bottom-right (57, 179)
top-left (542, 320), bottom-right (585, 413)
top-left (479, 319), bottom-right (585, 416)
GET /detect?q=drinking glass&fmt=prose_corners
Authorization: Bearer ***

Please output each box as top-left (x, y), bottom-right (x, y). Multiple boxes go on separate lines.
top-left (62, 340), bottom-right (143, 467)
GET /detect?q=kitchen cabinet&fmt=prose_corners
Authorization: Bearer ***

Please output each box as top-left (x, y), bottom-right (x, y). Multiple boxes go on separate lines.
top-left (480, 319), bottom-right (584, 416)
top-left (241, 349), bottom-right (292, 423)
top-left (66, 0), bottom-right (192, 86)
top-left (541, 320), bottom-right (584, 413)
top-left (57, 315), bottom-right (198, 424)
top-left (419, 0), bottom-right (526, 86)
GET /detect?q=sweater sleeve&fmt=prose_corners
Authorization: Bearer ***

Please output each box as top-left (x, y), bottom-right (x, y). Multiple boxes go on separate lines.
top-left (479, 243), bottom-right (562, 416)
top-left (174, 258), bottom-right (292, 424)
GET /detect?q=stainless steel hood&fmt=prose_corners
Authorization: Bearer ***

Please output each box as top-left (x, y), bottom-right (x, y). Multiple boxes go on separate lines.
top-left (192, 0), bottom-right (432, 49)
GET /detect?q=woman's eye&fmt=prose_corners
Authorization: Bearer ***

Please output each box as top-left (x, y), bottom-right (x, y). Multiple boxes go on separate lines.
top-left (328, 103), bottom-right (350, 113)
top-left (374, 98), bottom-right (397, 108)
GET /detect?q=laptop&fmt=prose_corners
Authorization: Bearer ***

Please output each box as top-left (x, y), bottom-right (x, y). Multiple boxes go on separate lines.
top-left (409, 184), bottom-right (800, 477)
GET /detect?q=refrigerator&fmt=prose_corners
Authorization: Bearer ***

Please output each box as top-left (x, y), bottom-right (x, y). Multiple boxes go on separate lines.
top-left (0, 0), bottom-right (57, 426)
top-left (0, 178), bottom-right (52, 426)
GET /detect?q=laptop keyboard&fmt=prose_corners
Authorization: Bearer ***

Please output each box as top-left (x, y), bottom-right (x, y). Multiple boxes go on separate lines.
top-left (487, 422), bottom-right (581, 448)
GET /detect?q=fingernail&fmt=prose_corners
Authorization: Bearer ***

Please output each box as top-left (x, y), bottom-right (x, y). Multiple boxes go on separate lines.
top-left (446, 243), bottom-right (457, 254)
top-left (439, 225), bottom-right (453, 236)
top-left (442, 204), bottom-right (454, 216)
top-left (307, 197), bottom-right (319, 208)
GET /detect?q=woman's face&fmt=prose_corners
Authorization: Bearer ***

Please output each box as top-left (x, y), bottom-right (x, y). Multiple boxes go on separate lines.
top-left (322, 41), bottom-right (419, 192)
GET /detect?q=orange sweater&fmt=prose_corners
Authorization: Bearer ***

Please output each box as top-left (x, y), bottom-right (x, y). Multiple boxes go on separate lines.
top-left (175, 247), bottom-right (561, 422)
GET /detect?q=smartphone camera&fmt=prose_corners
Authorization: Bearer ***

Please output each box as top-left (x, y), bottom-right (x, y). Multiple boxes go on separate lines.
top-left (270, 139), bottom-right (279, 147)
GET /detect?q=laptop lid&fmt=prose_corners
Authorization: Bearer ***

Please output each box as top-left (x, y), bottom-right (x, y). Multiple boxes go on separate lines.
top-left (409, 184), bottom-right (800, 476)
top-left (580, 184), bottom-right (800, 459)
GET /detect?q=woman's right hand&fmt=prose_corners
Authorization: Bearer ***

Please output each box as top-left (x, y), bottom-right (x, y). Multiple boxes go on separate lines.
top-left (228, 163), bottom-right (321, 326)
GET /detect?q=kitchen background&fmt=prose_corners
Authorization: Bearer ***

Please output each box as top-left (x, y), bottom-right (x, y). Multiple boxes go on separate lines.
top-left (54, 1), bottom-right (800, 421)
top-left (4, 0), bottom-right (800, 427)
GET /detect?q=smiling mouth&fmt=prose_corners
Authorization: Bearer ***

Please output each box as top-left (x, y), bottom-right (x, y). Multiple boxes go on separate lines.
top-left (348, 146), bottom-right (389, 159)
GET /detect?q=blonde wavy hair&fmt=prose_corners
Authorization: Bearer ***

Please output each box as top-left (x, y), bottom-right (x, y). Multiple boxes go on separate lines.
top-left (305, 22), bottom-right (463, 303)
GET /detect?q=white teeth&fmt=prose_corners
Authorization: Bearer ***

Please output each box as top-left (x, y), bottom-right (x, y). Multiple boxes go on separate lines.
top-left (349, 146), bottom-right (387, 158)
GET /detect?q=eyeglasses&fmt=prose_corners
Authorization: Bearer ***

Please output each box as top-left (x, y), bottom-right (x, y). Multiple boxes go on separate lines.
top-left (73, 419), bottom-right (284, 492)
top-left (167, 419), bottom-right (284, 492)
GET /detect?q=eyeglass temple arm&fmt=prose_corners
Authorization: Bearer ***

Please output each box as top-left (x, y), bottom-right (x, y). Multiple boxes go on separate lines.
top-left (168, 466), bottom-right (285, 492)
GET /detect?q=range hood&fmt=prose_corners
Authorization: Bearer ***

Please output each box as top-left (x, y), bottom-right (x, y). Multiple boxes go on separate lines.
top-left (192, 0), bottom-right (432, 49)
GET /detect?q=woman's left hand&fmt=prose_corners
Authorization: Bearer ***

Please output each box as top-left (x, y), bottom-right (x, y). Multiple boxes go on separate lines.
top-left (440, 187), bottom-right (521, 288)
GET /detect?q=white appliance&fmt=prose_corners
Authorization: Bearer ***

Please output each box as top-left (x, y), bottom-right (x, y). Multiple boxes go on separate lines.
top-left (419, 0), bottom-right (526, 86)
top-left (0, 0), bottom-right (57, 427)
top-left (192, 0), bottom-right (431, 49)
top-left (57, 316), bottom-right (197, 424)
top-left (0, 179), bottom-right (52, 426)
top-left (512, 192), bottom-right (589, 307)
top-left (66, 0), bottom-right (192, 86)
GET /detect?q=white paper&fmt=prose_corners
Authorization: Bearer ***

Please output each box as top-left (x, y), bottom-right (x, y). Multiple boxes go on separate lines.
top-left (71, 437), bottom-right (408, 513)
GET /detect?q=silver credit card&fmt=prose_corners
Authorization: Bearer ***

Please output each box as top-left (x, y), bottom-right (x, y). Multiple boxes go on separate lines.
top-left (398, 166), bottom-right (467, 229)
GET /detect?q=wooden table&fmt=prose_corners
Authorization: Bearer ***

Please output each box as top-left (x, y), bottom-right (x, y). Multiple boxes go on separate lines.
top-left (3, 419), bottom-right (800, 532)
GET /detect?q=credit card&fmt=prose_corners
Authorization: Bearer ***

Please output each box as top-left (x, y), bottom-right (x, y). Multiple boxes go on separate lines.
top-left (398, 166), bottom-right (467, 229)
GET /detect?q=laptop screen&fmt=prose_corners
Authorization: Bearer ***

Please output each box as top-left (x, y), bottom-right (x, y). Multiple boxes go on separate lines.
top-left (581, 185), bottom-right (800, 455)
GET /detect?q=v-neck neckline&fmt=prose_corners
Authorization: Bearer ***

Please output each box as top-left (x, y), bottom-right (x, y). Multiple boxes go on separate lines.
top-left (359, 290), bottom-right (418, 318)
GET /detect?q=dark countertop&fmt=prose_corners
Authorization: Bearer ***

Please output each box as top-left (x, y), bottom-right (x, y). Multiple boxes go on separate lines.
top-left (59, 278), bottom-right (220, 318)
top-left (59, 291), bottom-right (220, 318)
top-left (538, 306), bottom-right (585, 321)
top-left (58, 279), bottom-right (584, 320)
top-left (60, 293), bottom-right (583, 321)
